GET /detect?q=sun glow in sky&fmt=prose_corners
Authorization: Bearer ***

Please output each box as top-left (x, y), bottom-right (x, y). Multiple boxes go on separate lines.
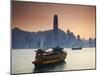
top-left (12, 1), bottom-right (96, 39)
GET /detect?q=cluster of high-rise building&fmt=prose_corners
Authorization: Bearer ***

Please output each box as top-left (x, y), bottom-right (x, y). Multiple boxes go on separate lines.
top-left (12, 15), bottom-right (95, 49)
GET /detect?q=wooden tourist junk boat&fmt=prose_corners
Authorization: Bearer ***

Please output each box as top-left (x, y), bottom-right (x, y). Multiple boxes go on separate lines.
top-left (32, 47), bottom-right (67, 66)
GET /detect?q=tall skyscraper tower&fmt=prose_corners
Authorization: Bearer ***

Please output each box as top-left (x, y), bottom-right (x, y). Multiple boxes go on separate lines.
top-left (53, 15), bottom-right (58, 47)
top-left (53, 15), bottom-right (58, 33)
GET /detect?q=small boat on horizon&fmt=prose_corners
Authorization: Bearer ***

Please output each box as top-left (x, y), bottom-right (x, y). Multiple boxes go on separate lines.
top-left (32, 47), bottom-right (67, 67)
top-left (72, 47), bottom-right (82, 50)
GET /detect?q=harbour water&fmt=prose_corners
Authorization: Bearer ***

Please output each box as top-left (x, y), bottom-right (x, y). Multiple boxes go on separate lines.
top-left (11, 48), bottom-right (95, 74)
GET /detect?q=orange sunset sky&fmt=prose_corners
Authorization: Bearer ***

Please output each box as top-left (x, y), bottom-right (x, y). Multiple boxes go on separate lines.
top-left (12, 1), bottom-right (96, 39)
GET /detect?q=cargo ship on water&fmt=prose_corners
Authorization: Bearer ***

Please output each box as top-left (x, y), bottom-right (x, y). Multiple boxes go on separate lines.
top-left (32, 47), bottom-right (67, 67)
top-left (72, 47), bottom-right (82, 50)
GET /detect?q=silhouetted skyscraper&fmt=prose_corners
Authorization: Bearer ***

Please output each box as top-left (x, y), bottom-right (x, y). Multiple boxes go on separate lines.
top-left (53, 15), bottom-right (58, 33)
top-left (53, 15), bottom-right (58, 47)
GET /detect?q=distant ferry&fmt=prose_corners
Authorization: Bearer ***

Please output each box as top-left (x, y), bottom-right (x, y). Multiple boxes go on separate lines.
top-left (32, 47), bottom-right (67, 67)
top-left (72, 47), bottom-right (82, 50)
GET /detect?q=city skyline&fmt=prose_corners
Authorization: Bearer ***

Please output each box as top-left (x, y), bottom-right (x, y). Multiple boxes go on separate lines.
top-left (12, 1), bottom-right (96, 39)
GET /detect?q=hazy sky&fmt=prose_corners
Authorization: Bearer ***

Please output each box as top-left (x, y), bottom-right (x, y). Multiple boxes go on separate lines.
top-left (12, 1), bottom-right (96, 39)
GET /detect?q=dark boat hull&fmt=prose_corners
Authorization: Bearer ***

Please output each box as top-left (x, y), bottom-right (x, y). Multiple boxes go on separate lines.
top-left (33, 59), bottom-right (65, 68)
top-left (32, 52), bottom-right (67, 67)
top-left (72, 47), bottom-right (82, 50)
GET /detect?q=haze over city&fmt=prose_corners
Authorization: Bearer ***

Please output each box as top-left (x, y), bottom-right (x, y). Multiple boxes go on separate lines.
top-left (12, 1), bottom-right (96, 39)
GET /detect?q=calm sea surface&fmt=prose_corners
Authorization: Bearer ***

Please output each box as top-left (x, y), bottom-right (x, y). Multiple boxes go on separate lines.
top-left (12, 48), bottom-right (95, 74)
